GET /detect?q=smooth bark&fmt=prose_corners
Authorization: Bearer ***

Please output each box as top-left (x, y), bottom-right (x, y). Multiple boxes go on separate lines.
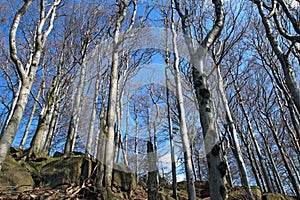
top-left (171, 4), bottom-right (196, 199)
top-left (0, 0), bottom-right (60, 169)
top-left (216, 66), bottom-right (253, 199)
top-left (174, 0), bottom-right (228, 199)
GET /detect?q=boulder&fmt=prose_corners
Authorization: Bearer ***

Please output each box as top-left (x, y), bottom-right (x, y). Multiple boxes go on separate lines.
top-left (177, 180), bottom-right (210, 198)
top-left (262, 193), bottom-right (296, 200)
top-left (112, 163), bottom-right (137, 192)
top-left (228, 186), bottom-right (262, 200)
top-left (0, 155), bottom-right (35, 192)
top-left (40, 156), bottom-right (92, 189)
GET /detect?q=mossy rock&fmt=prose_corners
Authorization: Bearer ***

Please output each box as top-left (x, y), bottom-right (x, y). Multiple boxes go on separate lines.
top-left (21, 161), bottom-right (43, 186)
top-left (177, 181), bottom-right (187, 191)
top-left (158, 189), bottom-right (177, 200)
top-left (113, 163), bottom-right (137, 192)
top-left (262, 193), bottom-right (296, 200)
top-left (0, 155), bottom-right (35, 192)
top-left (9, 147), bottom-right (24, 160)
top-left (40, 156), bottom-right (92, 189)
top-left (228, 186), bottom-right (262, 200)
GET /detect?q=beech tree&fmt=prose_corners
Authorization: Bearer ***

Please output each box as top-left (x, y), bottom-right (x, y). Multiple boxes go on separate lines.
top-left (104, 0), bottom-right (137, 191)
top-left (174, 0), bottom-right (228, 199)
top-left (0, 0), bottom-right (299, 198)
top-left (251, 0), bottom-right (300, 114)
top-left (0, 0), bottom-right (61, 170)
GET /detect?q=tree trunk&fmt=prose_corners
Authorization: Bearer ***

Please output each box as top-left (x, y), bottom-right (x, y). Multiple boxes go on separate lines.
top-left (170, 6), bottom-right (196, 198)
top-left (104, 0), bottom-right (134, 188)
top-left (0, 83), bottom-right (31, 167)
top-left (96, 108), bottom-right (107, 188)
top-left (191, 55), bottom-right (228, 200)
top-left (196, 153), bottom-right (203, 182)
top-left (147, 141), bottom-right (158, 200)
top-left (216, 66), bottom-right (253, 199)
top-left (29, 76), bottom-right (58, 157)
top-left (65, 57), bottom-right (87, 154)
top-left (43, 101), bottom-right (59, 154)
top-left (253, 0), bottom-right (300, 113)
top-left (165, 67), bottom-right (177, 199)
top-left (174, 0), bottom-right (227, 198)
top-left (0, 0), bottom-right (60, 169)
top-left (134, 104), bottom-right (139, 181)
top-left (86, 70), bottom-right (100, 156)
top-left (265, 112), bottom-right (300, 197)
top-left (20, 81), bottom-right (43, 149)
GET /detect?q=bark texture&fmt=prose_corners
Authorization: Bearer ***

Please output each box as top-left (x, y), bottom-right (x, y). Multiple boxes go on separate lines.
top-left (0, 0), bottom-right (60, 170)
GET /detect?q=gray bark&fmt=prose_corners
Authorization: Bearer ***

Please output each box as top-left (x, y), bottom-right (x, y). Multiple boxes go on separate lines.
top-left (86, 69), bottom-right (101, 155)
top-left (165, 67), bottom-right (177, 199)
top-left (65, 57), bottom-right (87, 154)
top-left (174, 0), bottom-right (227, 199)
top-left (96, 108), bottom-right (108, 188)
top-left (20, 81), bottom-right (43, 149)
top-left (171, 4), bottom-right (196, 198)
top-left (147, 141), bottom-right (158, 200)
top-left (0, 0), bottom-right (60, 170)
top-left (216, 66), bottom-right (253, 199)
top-left (29, 76), bottom-right (58, 157)
top-left (105, 0), bottom-right (136, 188)
top-left (253, 0), bottom-right (300, 113)
top-left (104, 1), bottom-right (126, 187)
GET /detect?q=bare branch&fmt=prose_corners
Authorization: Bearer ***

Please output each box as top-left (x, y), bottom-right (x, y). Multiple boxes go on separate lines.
top-left (201, 0), bottom-right (225, 50)
top-left (9, 0), bottom-right (34, 82)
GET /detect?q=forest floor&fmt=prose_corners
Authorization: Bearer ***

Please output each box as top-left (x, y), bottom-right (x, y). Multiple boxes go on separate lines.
top-left (0, 147), bottom-right (297, 200)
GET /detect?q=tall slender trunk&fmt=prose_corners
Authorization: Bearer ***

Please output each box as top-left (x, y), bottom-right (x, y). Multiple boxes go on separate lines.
top-left (190, 143), bottom-right (198, 182)
top-left (134, 104), bottom-right (139, 181)
top-left (253, 0), bottom-right (300, 113)
top-left (265, 112), bottom-right (300, 197)
top-left (165, 67), bottom-right (177, 199)
top-left (29, 76), bottom-right (58, 157)
top-left (149, 88), bottom-right (160, 186)
top-left (174, 0), bottom-right (227, 198)
top-left (147, 141), bottom-right (158, 200)
top-left (96, 108), bottom-right (107, 188)
top-left (0, 83), bottom-right (31, 165)
top-left (20, 81), bottom-right (43, 149)
top-left (65, 57), bottom-right (87, 154)
top-left (196, 153), bottom-right (203, 182)
top-left (43, 101), bottom-right (59, 154)
top-left (0, 0), bottom-right (60, 169)
top-left (86, 71), bottom-right (101, 155)
top-left (170, 5), bottom-right (196, 199)
top-left (216, 66), bottom-right (253, 199)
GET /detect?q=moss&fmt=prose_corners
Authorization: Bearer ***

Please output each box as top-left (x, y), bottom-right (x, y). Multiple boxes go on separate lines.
top-left (262, 193), bottom-right (296, 200)
top-left (40, 156), bottom-right (90, 189)
top-left (113, 163), bottom-right (136, 191)
top-left (228, 186), bottom-right (262, 200)
top-left (0, 155), bottom-right (35, 192)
